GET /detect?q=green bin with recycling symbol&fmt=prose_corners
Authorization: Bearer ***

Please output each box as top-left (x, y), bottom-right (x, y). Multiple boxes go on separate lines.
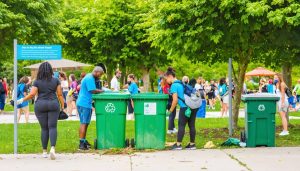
top-left (242, 93), bottom-right (279, 147)
top-left (92, 93), bottom-right (130, 149)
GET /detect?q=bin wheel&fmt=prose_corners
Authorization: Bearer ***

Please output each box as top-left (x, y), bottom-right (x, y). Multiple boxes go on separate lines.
top-left (130, 138), bottom-right (135, 148)
top-left (125, 139), bottom-right (130, 147)
top-left (240, 131), bottom-right (246, 143)
top-left (94, 139), bottom-right (97, 150)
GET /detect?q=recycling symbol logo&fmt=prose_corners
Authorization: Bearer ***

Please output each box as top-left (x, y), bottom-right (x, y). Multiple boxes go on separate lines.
top-left (105, 103), bottom-right (116, 113)
top-left (258, 104), bottom-right (265, 112)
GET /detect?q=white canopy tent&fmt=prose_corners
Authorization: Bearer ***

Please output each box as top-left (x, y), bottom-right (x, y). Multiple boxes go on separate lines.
top-left (25, 59), bottom-right (91, 78)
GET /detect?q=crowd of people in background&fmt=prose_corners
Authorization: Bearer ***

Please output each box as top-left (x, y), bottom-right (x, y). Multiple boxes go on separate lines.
top-left (2, 62), bottom-right (300, 156)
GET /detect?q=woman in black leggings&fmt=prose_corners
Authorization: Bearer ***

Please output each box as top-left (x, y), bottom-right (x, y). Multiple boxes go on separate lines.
top-left (18, 62), bottom-right (64, 160)
top-left (165, 67), bottom-right (198, 150)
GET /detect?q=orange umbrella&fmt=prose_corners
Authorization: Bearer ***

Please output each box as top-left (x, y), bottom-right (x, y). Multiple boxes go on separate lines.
top-left (245, 67), bottom-right (276, 77)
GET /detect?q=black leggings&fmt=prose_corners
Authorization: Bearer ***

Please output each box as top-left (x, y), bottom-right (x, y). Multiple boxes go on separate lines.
top-left (35, 100), bottom-right (60, 149)
top-left (177, 107), bottom-right (197, 143)
top-left (167, 104), bottom-right (177, 131)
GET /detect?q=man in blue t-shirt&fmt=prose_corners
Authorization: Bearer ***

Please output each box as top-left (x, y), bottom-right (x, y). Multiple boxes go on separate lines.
top-left (127, 74), bottom-right (138, 115)
top-left (77, 66), bottom-right (104, 150)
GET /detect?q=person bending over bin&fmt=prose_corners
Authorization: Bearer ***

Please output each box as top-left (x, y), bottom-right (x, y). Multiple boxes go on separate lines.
top-left (77, 66), bottom-right (104, 150)
top-left (165, 67), bottom-right (198, 150)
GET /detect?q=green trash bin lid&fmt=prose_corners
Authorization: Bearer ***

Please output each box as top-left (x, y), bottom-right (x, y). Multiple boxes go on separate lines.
top-left (92, 93), bottom-right (130, 100)
top-left (242, 93), bottom-right (280, 101)
top-left (132, 93), bottom-right (169, 100)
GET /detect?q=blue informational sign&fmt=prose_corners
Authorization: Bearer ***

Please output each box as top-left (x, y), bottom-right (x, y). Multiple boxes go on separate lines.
top-left (17, 45), bottom-right (62, 60)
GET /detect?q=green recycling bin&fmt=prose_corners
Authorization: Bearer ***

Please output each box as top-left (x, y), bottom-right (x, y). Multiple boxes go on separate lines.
top-left (92, 93), bottom-right (130, 149)
top-left (242, 93), bottom-right (279, 147)
top-left (132, 93), bottom-right (169, 150)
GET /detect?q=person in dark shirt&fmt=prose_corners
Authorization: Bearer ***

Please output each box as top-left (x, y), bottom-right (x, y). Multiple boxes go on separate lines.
top-left (207, 80), bottom-right (216, 110)
top-left (17, 62), bottom-right (64, 160)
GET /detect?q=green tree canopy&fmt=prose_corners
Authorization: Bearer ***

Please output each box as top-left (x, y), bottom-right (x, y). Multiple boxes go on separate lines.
top-left (0, 0), bottom-right (64, 61)
top-left (143, 0), bottom-right (300, 128)
top-left (64, 0), bottom-right (169, 91)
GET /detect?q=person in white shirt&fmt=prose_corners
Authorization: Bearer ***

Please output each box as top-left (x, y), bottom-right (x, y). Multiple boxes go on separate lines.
top-left (111, 70), bottom-right (122, 91)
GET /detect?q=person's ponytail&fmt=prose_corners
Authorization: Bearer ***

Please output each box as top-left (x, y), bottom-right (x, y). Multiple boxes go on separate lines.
top-left (165, 67), bottom-right (176, 77)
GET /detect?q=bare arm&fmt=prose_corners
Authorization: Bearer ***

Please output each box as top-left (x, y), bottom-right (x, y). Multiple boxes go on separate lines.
top-left (169, 93), bottom-right (178, 113)
top-left (56, 85), bottom-right (65, 109)
top-left (23, 87), bottom-right (38, 102)
top-left (92, 89), bottom-right (104, 94)
top-left (281, 83), bottom-right (286, 104)
top-left (123, 84), bottom-right (129, 89)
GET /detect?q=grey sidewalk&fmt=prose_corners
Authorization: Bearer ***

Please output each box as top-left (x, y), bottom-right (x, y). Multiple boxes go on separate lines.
top-left (0, 147), bottom-right (299, 171)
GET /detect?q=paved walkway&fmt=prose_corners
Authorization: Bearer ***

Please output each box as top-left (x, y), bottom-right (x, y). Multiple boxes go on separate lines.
top-left (0, 147), bottom-right (299, 171)
top-left (0, 110), bottom-right (246, 124)
top-left (1, 109), bottom-right (300, 124)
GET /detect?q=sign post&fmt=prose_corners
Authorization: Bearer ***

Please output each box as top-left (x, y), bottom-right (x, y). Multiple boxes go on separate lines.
top-left (228, 58), bottom-right (233, 137)
top-left (13, 39), bottom-right (18, 154)
top-left (13, 43), bottom-right (62, 154)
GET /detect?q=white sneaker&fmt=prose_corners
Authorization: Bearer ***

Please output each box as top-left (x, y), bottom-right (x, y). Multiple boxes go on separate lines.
top-left (167, 130), bottom-right (173, 134)
top-left (42, 151), bottom-right (48, 158)
top-left (172, 128), bottom-right (178, 134)
top-left (279, 131), bottom-right (289, 136)
top-left (50, 147), bottom-right (56, 160)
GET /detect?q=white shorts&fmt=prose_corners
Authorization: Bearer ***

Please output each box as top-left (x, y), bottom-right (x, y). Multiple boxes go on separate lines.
top-left (277, 101), bottom-right (289, 113)
top-left (222, 94), bottom-right (229, 104)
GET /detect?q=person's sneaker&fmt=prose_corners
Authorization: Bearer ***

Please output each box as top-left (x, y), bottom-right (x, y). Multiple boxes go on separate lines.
top-left (172, 128), bottom-right (178, 134)
top-left (85, 140), bottom-right (92, 149)
top-left (185, 143), bottom-right (196, 150)
top-left (42, 151), bottom-right (48, 158)
top-left (50, 147), bottom-right (56, 160)
top-left (171, 143), bottom-right (182, 150)
top-left (167, 130), bottom-right (173, 134)
top-left (279, 131), bottom-right (289, 136)
top-left (79, 141), bottom-right (88, 150)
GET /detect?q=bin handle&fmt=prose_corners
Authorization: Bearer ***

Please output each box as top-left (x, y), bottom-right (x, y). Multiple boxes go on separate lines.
top-left (272, 120), bottom-right (275, 123)
top-left (247, 121), bottom-right (253, 123)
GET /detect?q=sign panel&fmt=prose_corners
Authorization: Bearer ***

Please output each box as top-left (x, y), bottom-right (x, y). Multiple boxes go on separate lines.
top-left (144, 103), bottom-right (157, 115)
top-left (17, 45), bottom-right (62, 60)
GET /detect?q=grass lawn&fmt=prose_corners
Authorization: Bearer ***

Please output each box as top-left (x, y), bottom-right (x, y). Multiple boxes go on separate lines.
top-left (0, 116), bottom-right (299, 154)
top-left (290, 111), bottom-right (300, 117)
top-left (3, 103), bottom-right (35, 112)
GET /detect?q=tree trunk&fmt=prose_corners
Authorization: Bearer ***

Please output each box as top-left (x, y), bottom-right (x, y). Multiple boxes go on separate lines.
top-left (150, 78), bottom-right (155, 92)
top-left (120, 61), bottom-right (126, 86)
top-left (142, 67), bottom-right (150, 92)
top-left (232, 50), bottom-right (251, 129)
top-left (106, 64), bottom-right (113, 88)
top-left (282, 62), bottom-right (292, 89)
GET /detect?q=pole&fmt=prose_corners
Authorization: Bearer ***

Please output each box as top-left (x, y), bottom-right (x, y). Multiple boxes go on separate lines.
top-left (228, 58), bottom-right (233, 137)
top-left (13, 39), bottom-right (18, 154)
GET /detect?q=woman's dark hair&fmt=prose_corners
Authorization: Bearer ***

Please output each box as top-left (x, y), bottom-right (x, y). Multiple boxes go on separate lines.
top-left (70, 74), bottom-right (76, 82)
top-left (189, 78), bottom-right (197, 88)
top-left (219, 77), bottom-right (226, 86)
top-left (59, 72), bottom-right (67, 80)
top-left (37, 62), bottom-right (53, 81)
top-left (96, 63), bottom-right (107, 73)
top-left (165, 67), bottom-right (176, 77)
